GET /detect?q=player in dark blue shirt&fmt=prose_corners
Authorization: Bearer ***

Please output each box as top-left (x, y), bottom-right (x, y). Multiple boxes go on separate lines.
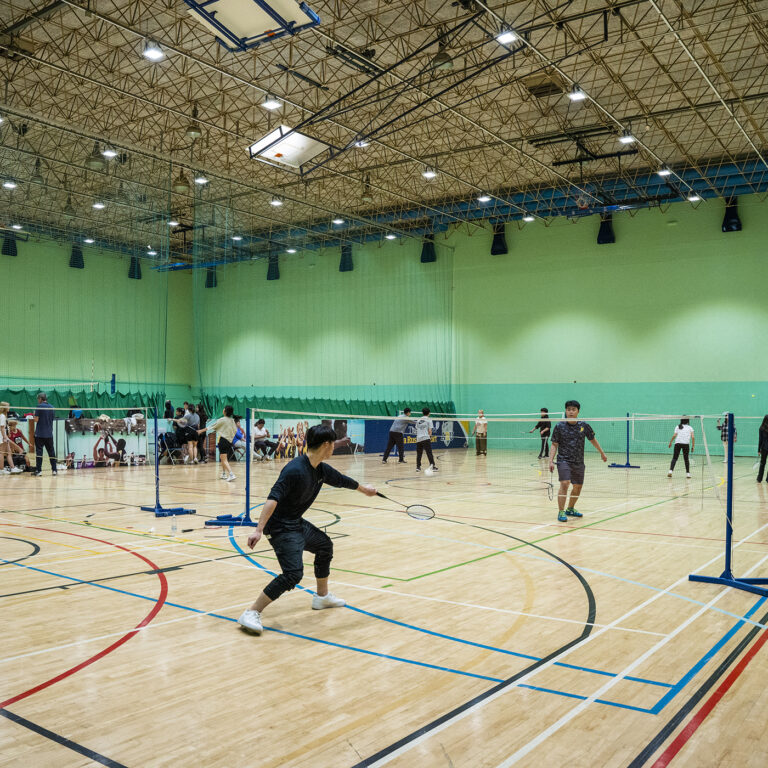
top-left (549, 400), bottom-right (607, 522)
top-left (238, 424), bottom-right (376, 635)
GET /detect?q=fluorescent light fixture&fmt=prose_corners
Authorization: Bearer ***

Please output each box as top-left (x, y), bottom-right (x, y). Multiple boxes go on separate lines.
top-left (3, 180), bottom-right (17, 189)
top-left (92, 201), bottom-right (106, 209)
top-left (84, 237), bottom-right (95, 244)
top-left (101, 148), bottom-right (117, 159)
top-left (385, 233), bottom-right (397, 240)
top-left (143, 40), bottom-right (164, 61)
top-left (332, 217), bottom-right (345, 225)
top-left (11, 224), bottom-right (22, 230)
top-left (618, 130), bottom-right (636, 145)
top-left (568, 85), bottom-right (587, 102)
top-left (286, 248), bottom-right (297, 253)
top-left (496, 29), bottom-right (517, 45)
top-left (522, 214), bottom-right (535, 222)
top-left (194, 175), bottom-right (209, 185)
top-left (657, 167), bottom-right (672, 177)
top-left (147, 249), bottom-right (157, 256)
top-left (422, 166), bottom-right (437, 179)
top-left (261, 94), bottom-right (282, 110)
top-left (270, 195), bottom-right (283, 207)
top-left (168, 218), bottom-right (179, 226)
top-left (477, 193), bottom-right (491, 202)
top-left (687, 194), bottom-right (701, 202)
top-left (232, 235), bottom-right (243, 241)
top-left (172, 170), bottom-right (190, 194)
top-left (0, 115), bottom-right (3, 123)
top-left (354, 139), bottom-right (369, 148)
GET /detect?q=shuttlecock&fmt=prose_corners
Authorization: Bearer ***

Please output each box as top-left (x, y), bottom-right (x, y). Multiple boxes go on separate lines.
top-left (424, 467), bottom-right (434, 476)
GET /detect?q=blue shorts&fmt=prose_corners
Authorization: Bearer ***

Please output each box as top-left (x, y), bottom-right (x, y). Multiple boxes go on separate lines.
top-left (557, 461), bottom-right (585, 485)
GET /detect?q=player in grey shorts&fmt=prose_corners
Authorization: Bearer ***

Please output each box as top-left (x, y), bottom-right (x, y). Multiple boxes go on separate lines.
top-left (549, 400), bottom-right (607, 523)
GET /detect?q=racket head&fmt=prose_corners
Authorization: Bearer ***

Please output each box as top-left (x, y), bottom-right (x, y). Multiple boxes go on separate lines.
top-left (753, 460), bottom-right (761, 471)
top-left (406, 504), bottom-right (435, 521)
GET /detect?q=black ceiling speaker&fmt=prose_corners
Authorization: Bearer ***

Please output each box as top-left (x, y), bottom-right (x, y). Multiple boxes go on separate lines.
top-left (722, 197), bottom-right (741, 232)
top-left (205, 266), bottom-right (217, 287)
top-left (421, 235), bottom-right (436, 263)
top-left (339, 243), bottom-right (353, 272)
top-left (597, 213), bottom-right (615, 244)
top-left (128, 255), bottom-right (142, 279)
top-left (267, 253), bottom-right (280, 280)
top-left (69, 244), bottom-right (84, 268)
top-left (2, 236), bottom-right (18, 257)
top-left (490, 222), bottom-right (508, 255)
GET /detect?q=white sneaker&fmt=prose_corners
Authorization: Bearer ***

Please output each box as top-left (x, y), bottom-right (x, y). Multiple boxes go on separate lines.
top-left (10, 467), bottom-right (22, 474)
top-left (227, 472), bottom-right (236, 482)
top-left (2, 467), bottom-right (10, 474)
top-left (686, 473), bottom-right (692, 479)
top-left (237, 609), bottom-right (263, 635)
top-left (667, 470), bottom-right (673, 477)
top-left (220, 472), bottom-right (227, 480)
top-left (184, 455), bottom-right (190, 464)
top-left (312, 592), bottom-right (346, 610)
top-left (193, 458), bottom-right (199, 464)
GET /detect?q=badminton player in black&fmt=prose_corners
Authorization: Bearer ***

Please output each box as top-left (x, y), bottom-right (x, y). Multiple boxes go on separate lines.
top-left (530, 407), bottom-right (551, 459)
top-left (238, 424), bottom-right (376, 635)
top-left (549, 400), bottom-right (607, 523)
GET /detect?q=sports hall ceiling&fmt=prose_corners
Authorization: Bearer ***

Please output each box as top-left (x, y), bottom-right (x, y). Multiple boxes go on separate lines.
top-left (1, 0), bottom-right (768, 264)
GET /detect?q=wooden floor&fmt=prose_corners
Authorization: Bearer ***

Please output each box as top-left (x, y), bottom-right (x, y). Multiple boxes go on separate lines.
top-left (2, 450), bottom-right (768, 767)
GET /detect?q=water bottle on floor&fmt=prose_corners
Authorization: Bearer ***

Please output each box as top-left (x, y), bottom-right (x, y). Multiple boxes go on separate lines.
top-left (171, 515), bottom-right (177, 535)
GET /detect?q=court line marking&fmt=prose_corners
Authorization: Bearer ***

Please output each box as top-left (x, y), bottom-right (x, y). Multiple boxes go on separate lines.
top-left (355, 521), bottom-right (768, 767)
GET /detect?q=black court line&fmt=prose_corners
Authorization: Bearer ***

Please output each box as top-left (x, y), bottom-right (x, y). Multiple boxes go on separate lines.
top-left (628, 602), bottom-right (768, 767)
top-left (0, 537), bottom-right (41, 564)
top-left (351, 519), bottom-right (596, 767)
top-left (0, 709), bottom-right (128, 767)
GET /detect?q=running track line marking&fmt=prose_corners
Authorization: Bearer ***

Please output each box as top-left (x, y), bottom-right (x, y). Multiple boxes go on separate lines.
top-left (360, 521), bottom-right (768, 767)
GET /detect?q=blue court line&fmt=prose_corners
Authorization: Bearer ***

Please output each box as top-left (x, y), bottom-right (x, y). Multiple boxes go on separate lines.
top-left (649, 595), bottom-right (767, 714)
top-left (226, 530), bottom-right (672, 691)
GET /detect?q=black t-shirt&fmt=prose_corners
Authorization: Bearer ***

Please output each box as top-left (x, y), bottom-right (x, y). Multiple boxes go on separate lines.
top-left (266, 455), bottom-right (358, 534)
top-left (551, 420), bottom-right (595, 465)
top-left (534, 420), bottom-right (551, 436)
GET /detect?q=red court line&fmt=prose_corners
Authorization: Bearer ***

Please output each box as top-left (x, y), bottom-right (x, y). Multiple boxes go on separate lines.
top-left (650, 625), bottom-right (768, 767)
top-left (0, 523), bottom-right (168, 709)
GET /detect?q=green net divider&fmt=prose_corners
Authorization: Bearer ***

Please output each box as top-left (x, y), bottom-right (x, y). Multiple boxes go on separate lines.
top-left (0, 387), bottom-right (164, 412)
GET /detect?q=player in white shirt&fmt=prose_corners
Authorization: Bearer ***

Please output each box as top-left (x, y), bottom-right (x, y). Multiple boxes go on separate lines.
top-left (667, 417), bottom-right (694, 478)
top-left (415, 407), bottom-right (438, 473)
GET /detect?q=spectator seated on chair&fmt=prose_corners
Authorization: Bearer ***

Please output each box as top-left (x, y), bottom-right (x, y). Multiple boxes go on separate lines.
top-left (252, 418), bottom-right (277, 461)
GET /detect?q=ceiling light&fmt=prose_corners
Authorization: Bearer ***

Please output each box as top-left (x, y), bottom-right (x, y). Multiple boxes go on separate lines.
top-left (143, 39), bottom-right (164, 61)
top-left (85, 141), bottom-right (107, 171)
top-left (172, 169), bottom-right (190, 194)
top-left (270, 195), bottom-right (283, 207)
top-left (568, 85), bottom-right (587, 102)
top-left (431, 48), bottom-right (453, 71)
top-left (657, 167), bottom-right (672, 177)
top-left (687, 194), bottom-right (701, 202)
top-left (232, 235), bottom-right (243, 241)
top-left (194, 175), bottom-right (209, 185)
top-left (92, 201), bottom-right (106, 209)
top-left (522, 214), bottom-right (535, 222)
top-left (618, 130), bottom-right (636, 145)
top-left (147, 249), bottom-right (158, 256)
top-left (2, 180), bottom-right (17, 189)
top-left (332, 217), bottom-right (345, 225)
top-left (63, 195), bottom-right (75, 216)
top-left (84, 237), bottom-right (95, 244)
top-left (261, 94), bottom-right (282, 111)
top-left (477, 193), bottom-right (491, 203)
top-left (496, 29), bottom-right (517, 45)
top-left (101, 148), bottom-right (118, 159)
top-left (286, 248), bottom-right (297, 253)
top-left (31, 158), bottom-right (44, 184)
top-left (385, 233), bottom-right (397, 240)
top-left (354, 139), bottom-right (369, 148)
top-left (186, 104), bottom-right (203, 139)
top-left (422, 166), bottom-right (437, 179)
top-left (168, 218), bottom-right (179, 227)
top-left (0, 115), bottom-right (3, 124)
top-left (11, 224), bottom-right (22, 230)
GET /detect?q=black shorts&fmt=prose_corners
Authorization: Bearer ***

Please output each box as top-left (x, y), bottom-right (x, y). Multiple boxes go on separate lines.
top-left (218, 438), bottom-right (234, 460)
top-left (557, 461), bottom-right (585, 485)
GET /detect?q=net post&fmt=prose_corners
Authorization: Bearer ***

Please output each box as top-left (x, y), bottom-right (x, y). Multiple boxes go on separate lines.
top-left (609, 412), bottom-right (640, 468)
top-left (690, 413), bottom-right (768, 597)
top-left (140, 406), bottom-right (196, 518)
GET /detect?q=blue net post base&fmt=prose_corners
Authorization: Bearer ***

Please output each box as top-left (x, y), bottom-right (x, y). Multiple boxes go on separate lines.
top-left (205, 513), bottom-right (256, 527)
top-left (609, 461), bottom-right (640, 468)
top-left (141, 504), bottom-right (196, 518)
top-left (689, 573), bottom-right (768, 598)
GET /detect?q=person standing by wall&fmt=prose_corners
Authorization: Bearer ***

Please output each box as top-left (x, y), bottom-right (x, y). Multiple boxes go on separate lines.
top-left (757, 415), bottom-right (768, 483)
top-left (382, 407), bottom-right (413, 464)
top-left (472, 409), bottom-right (488, 456)
top-left (33, 393), bottom-right (57, 476)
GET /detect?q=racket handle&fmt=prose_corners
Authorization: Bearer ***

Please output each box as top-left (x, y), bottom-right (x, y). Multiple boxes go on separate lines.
top-left (376, 491), bottom-right (386, 498)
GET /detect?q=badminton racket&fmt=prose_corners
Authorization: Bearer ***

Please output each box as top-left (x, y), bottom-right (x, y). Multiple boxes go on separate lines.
top-left (376, 492), bottom-right (435, 520)
top-left (753, 460), bottom-right (761, 471)
top-left (546, 469), bottom-right (554, 501)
